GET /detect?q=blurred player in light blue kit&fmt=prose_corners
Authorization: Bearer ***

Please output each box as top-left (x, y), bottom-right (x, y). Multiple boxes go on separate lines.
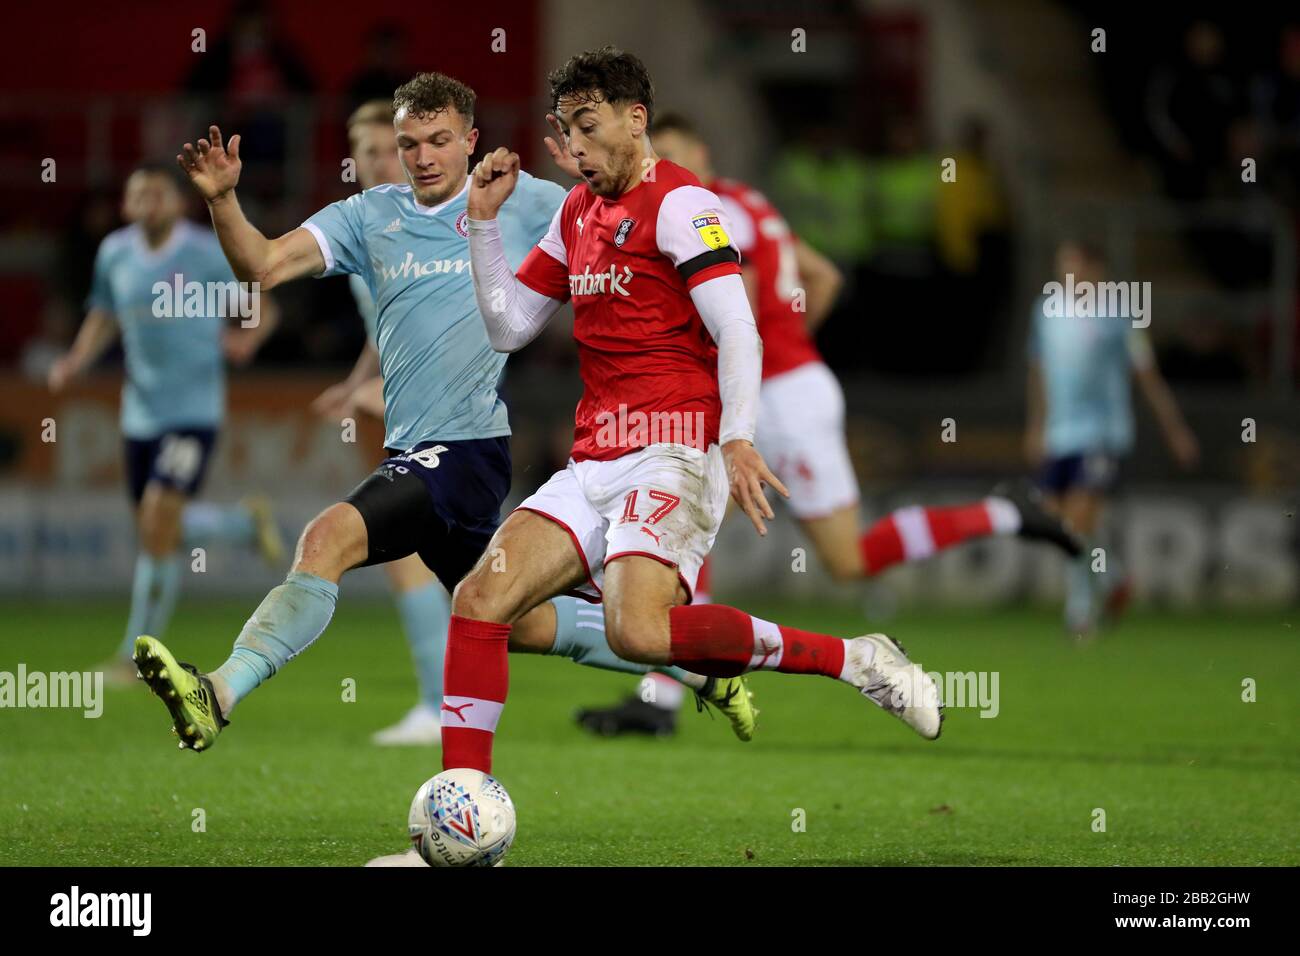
top-left (48, 163), bottom-right (283, 682)
top-left (1025, 238), bottom-right (1199, 635)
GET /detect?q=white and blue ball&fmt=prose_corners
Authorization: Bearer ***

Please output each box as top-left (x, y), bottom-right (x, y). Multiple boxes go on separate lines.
top-left (408, 769), bottom-right (516, 867)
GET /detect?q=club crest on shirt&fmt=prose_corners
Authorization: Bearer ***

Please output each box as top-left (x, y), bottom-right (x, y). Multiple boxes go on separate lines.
top-left (614, 218), bottom-right (636, 247)
top-left (691, 213), bottom-right (729, 250)
top-left (455, 211), bottom-right (470, 237)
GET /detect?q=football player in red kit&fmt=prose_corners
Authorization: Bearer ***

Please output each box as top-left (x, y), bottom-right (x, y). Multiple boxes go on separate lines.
top-left (444, 47), bottom-right (945, 775)
top-left (577, 114), bottom-right (1082, 737)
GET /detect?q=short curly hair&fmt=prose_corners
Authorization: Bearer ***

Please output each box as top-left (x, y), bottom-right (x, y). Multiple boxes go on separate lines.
top-left (392, 72), bottom-right (475, 125)
top-left (547, 46), bottom-right (655, 126)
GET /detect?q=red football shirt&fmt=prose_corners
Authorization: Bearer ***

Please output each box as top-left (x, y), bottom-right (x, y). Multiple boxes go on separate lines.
top-left (710, 178), bottom-right (821, 379)
top-left (517, 160), bottom-right (743, 462)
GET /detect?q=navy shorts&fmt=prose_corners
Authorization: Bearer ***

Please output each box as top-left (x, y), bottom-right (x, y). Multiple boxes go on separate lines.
top-left (344, 436), bottom-right (511, 591)
top-left (124, 427), bottom-right (219, 504)
top-left (1037, 451), bottom-right (1122, 495)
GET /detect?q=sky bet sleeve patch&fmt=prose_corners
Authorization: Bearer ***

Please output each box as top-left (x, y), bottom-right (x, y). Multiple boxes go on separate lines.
top-left (692, 213), bottom-right (731, 251)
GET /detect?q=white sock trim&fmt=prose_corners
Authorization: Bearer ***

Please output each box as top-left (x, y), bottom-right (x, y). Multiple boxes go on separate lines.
top-left (749, 615), bottom-right (784, 671)
top-left (894, 506), bottom-right (936, 560)
top-left (985, 496), bottom-right (1022, 534)
top-left (438, 696), bottom-right (502, 732)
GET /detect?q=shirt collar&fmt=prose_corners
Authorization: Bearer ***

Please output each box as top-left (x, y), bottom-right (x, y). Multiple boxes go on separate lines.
top-left (132, 220), bottom-right (189, 261)
top-left (409, 176), bottom-right (470, 216)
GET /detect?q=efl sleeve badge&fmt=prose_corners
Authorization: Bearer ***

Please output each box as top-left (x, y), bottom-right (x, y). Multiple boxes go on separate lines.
top-left (691, 213), bottom-right (731, 251)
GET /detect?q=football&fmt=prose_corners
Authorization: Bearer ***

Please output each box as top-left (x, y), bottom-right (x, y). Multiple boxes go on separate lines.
top-left (407, 769), bottom-right (517, 867)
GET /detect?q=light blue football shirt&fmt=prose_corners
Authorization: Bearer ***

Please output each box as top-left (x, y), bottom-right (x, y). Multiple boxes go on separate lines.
top-left (303, 172), bottom-right (565, 451)
top-left (1028, 296), bottom-right (1152, 456)
top-left (347, 273), bottom-right (378, 344)
top-left (86, 220), bottom-right (236, 438)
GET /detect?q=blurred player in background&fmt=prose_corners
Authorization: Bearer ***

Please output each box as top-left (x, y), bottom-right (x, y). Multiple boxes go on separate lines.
top-left (133, 72), bottom-right (750, 758)
top-left (1026, 238), bottom-right (1199, 636)
top-left (47, 163), bottom-right (283, 684)
top-left (575, 112), bottom-right (1083, 736)
top-left (309, 100), bottom-right (451, 746)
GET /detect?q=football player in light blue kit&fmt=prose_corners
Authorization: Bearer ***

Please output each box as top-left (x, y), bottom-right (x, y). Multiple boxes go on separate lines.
top-left (134, 72), bottom-right (750, 755)
top-left (1026, 238), bottom-right (1199, 635)
top-left (48, 163), bottom-right (284, 684)
top-left (309, 101), bottom-right (454, 746)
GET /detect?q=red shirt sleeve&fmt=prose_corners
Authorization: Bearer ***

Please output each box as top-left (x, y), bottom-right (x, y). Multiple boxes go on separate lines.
top-left (517, 245), bottom-right (571, 301)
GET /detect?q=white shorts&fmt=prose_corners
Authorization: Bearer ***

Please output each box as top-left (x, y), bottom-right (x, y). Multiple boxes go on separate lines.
top-left (755, 361), bottom-right (860, 520)
top-left (517, 442), bottom-right (729, 603)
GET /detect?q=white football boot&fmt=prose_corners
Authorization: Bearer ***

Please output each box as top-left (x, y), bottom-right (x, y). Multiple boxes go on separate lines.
top-left (364, 849), bottom-right (505, 867)
top-left (365, 850), bottom-right (429, 867)
top-left (843, 634), bottom-right (943, 740)
top-left (371, 703), bottom-right (442, 747)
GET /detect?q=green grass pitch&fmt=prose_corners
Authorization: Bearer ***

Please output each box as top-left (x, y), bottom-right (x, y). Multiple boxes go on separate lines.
top-left (1, 599), bottom-right (1296, 866)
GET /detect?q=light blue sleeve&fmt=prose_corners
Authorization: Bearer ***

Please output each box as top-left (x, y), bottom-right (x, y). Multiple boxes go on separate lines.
top-left (516, 173), bottom-right (568, 244)
top-left (303, 192), bottom-right (370, 279)
top-left (85, 237), bottom-right (117, 314)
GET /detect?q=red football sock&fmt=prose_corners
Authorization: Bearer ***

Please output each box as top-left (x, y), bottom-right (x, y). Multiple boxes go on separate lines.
top-left (668, 604), bottom-right (845, 678)
top-left (694, 556), bottom-right (713, 605)
top-left (441, 614), bottom-right (510, 773)
top-left (860, 501), bottom-right (1008, 575)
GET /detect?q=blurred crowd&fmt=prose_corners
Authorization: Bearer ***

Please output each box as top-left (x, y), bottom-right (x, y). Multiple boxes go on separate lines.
top-left (15, 4), bottom-right (1298, 389)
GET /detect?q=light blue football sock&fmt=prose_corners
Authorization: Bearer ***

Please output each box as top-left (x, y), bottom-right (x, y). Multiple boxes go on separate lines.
top-left (1065, 549), bottom-right (1098, 631)
top-left (118, 552), bottom-right (183, 658)
top-left (546, 595), bottom-right (699, 686)
top-left (211, 571), bottom-right (339, 708)
top-left (182, 502), bottom-right (256, 548)
top-left (394, 582), bottom-right (449, 708)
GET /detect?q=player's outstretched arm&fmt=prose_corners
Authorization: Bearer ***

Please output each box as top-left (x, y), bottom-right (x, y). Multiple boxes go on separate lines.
top-left (178, 125), bottom-right (324, 290)
top-left (222, 291), bottom-right (281, 366)
top-left (349, 376), bottom-right (386, 420)
top-left (48, 308), bottom-right (117, 392)
top-left (1135, 361), bottom-right (1199, 469)
top-left (465, 147), bottom-right (565, 352)
top-left (691, 274), bottom-right (790, 536)
top-left (312, 342), bottom-right (381, 420)
top-left (795, 239), bottom-right (844, 331)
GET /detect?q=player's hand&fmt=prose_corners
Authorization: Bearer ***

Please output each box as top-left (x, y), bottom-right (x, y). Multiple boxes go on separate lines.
top-left (467, 147), bottom-right (520, 221)
top-left (1168, 424), bottom-right (1200, 470)
top-left (221, 328), bottom-right (261, 367)
top-left (311, 380), bottom-right (356, 420)
top-left (723, 439), bottom-right (789, 537)
top-left (543, 113), bottom-right (582, 180)
top-left (350, 377), bottom-right (386, 420)
top-left (178, 125), bottom-right (242, 204)
top-left (47, 354), bottom-right (77, 393)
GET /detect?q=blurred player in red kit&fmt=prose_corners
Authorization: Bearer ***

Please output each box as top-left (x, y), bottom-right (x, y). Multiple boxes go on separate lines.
top-left (576, 112), bottom-right (1083, 737)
